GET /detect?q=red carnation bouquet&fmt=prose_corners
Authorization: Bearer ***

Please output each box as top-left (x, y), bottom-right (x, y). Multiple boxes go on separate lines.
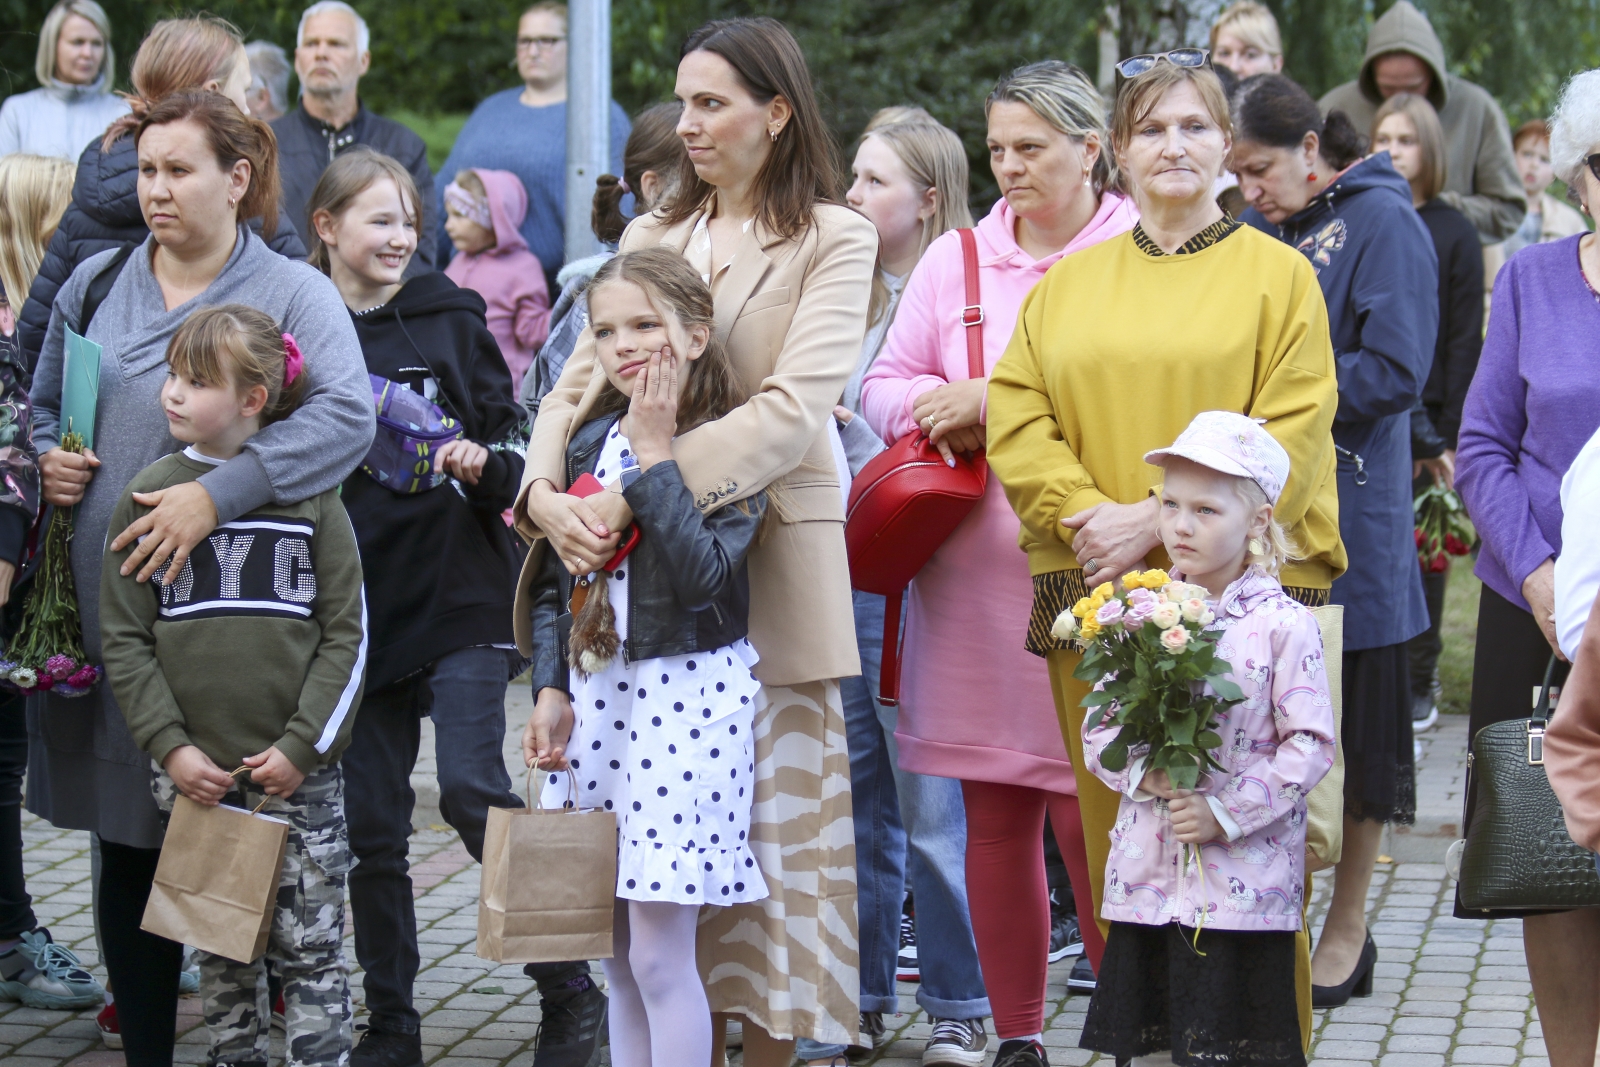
top-left (1414, 481), bottom-right (1475, 573)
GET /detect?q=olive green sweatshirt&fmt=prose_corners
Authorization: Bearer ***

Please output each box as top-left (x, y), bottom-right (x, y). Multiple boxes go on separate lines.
top-left (101, 449), bottom-right (368, 775)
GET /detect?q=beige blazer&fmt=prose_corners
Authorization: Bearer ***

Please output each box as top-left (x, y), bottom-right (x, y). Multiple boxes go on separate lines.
top-left (512, 203), bottom-right (878, 686)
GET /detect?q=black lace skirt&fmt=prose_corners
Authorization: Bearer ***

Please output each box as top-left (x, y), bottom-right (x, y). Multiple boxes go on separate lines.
top-left (1341, 641), bottom-right (1416, 825)
top-left (1080, 921), bottom-right (1304, 1067)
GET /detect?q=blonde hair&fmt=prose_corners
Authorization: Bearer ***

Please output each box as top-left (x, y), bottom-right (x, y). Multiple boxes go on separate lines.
top-left (1209, 1), bottom-right (1283, 59)
top-left (35, 0), bottom-right (114, 89)
top-left (1233, 476), bottom-right (1299, 575)
top-left (0, 155), bottom-right (76, 311)
top-left (166, 305), bottom-right (308, 426)
top-left (987, 61), bottom-right (1118, 195)
top-left (104, 16), bottom-right (246, 150)
top-left (1373, 93), bottom-right (1447, 202)
top-left (305, 147), bottom-right (422, 274)
top-left (856, 114), bottom-right (973, 325)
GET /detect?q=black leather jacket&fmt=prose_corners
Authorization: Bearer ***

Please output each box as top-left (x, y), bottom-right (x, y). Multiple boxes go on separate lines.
top-left (529, 414), bottom-right (766, 695)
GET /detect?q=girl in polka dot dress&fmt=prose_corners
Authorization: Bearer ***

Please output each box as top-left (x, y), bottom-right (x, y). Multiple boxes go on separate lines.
top-left (522, 247), bottom-right (769, 1066)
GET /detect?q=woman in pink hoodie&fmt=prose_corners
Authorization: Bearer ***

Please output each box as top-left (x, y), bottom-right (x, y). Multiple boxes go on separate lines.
top-left (443, 167), bottom-right (551, 392)
top-left (861, 60), bottom-right (1137, 1064)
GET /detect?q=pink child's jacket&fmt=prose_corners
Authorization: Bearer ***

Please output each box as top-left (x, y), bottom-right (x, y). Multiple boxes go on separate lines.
top-left (1084, 568), bottom-right (1335, 932)
top-left (444, 168), bottom-right (551, 393)
top-left (859, 193), bottom-right (1138, 792)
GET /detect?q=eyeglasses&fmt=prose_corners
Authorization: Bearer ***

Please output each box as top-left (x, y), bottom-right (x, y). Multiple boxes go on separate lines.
top-left (1114, 48), bottom-right (1210, 80)
top-left (517, 36), bottom-right (566, 52)
top-left (1587, 153), bottom-right (1600, 184)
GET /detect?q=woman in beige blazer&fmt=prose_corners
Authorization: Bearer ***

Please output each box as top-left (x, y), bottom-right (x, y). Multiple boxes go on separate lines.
top-left (515, 16), bottom-right (877, 1062)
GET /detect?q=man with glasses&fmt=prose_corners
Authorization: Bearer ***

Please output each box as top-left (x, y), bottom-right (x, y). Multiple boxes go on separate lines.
top-left (434, 1), bottom-right (629, 296)
top-left (1318, 0), bottom-right (1524, 242)
top-left (271, 0), bottom-right (437, 274)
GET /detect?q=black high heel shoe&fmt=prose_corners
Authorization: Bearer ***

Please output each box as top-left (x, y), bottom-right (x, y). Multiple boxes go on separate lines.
top-left (1311, 930), bottom-right (1376, 1008)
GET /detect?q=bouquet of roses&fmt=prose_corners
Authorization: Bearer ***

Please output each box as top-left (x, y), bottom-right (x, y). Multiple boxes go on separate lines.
top-left (0, 430), bottom-right (101, 697)
top-left (1054, 569), bottom-right (1243, 792)
top-left (1413, 481), bottom-right (1475, 574)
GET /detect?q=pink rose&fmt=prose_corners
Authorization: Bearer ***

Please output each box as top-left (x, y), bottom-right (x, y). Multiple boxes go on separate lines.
top-left (1095, 599), bottom-right (1125, 626)
top-left (1127, 587), bottom-right (1156, 609)
top-left (1124, 599), bottom-right (1155, 631)
top-left (1160, 625), bottom-right (1190, 653)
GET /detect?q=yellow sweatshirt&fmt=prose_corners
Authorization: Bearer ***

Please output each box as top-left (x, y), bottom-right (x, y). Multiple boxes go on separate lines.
top-left (987, 223), bottom-right (1345, 593)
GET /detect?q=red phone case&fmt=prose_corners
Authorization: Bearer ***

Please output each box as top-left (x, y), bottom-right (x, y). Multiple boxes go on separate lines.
top-left (568, 472), bottom-right (640, 571)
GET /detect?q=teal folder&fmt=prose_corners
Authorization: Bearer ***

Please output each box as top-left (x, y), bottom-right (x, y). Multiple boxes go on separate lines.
top-left (61, 327), bottom-right (102, 450)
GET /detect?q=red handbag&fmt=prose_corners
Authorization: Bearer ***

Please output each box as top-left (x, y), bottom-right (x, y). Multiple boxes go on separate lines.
top-left (844, 228), bottom-right (988, 705)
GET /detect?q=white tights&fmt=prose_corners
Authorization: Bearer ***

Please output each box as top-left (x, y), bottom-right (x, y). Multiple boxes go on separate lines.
top-left (600, 898), bottom-right (711, 1067)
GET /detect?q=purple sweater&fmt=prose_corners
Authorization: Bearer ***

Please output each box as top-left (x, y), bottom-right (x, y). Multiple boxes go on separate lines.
top-left (1457, 235), bottom-right (1600, 611)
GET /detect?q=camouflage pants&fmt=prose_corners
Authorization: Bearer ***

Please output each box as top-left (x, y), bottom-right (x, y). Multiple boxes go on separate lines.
top-left (153, 762), bottom-right (354, 1067)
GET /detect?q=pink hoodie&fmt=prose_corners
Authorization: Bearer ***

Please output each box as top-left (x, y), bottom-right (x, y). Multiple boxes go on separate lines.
top-left (861, 192), bottom-right (1138, 792)
top-left (444, 168), bottom-right (551, 393)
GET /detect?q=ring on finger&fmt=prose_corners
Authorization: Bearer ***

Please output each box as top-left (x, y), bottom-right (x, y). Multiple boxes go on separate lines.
top-left (1085, 557), bottom-right (1097, 574)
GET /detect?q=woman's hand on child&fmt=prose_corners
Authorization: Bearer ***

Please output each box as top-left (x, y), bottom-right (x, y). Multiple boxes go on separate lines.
top-left (628, 347), bottom-right (682, 469)
top-left (112, 481), bottom-right (220, 583)
top-left (1168, 792), bottom-right (1225, 846)
top-left (163, 745), bottom-right (234, 806)
top-left (243, 746), bottom-right (306, 798)
top-left (40, 446), bottom-right (99, 507)
top-left (434, 439), bottom-right (490, 485)
top-left (524, 686), bottom-right (575, 770)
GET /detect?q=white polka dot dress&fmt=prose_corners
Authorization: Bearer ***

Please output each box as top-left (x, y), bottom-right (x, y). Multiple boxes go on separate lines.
top-left (541, 423), bottom-right (768, 907)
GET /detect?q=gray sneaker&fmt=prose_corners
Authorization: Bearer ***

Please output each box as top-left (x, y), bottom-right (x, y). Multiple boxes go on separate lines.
top-left (0, 928), bottom-right (105, 1010)
top-left (923, 1016), bottom-right (988, 1066)
top-left (1412, 692), bottom-right (1439, 733)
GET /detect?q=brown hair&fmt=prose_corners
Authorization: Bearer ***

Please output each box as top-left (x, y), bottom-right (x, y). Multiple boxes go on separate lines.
top-left (567, 246), bottom-right (753, 677)
top-left (1112, 61), bottom-right (1232, 153)
top-left (304, 147), bottom-right (422, 274)
top-left (454, 168), bottom-right (487, 200)
top-left (660, 17), bottom-right (841, 240)
top-left (0, 154), bottom-right (75, 310)
top-left (104, 16), bottom-right (245, 149)
top-left (1373, 92), bottom-right (1447, 201)
top-left (592, 102), bottom-right (687, 245)
top-left (1230, 73), bottom-right (1365, 170)
top-left (135, 90), bottom-right (281, 240)
top-left (166, 304), bottom-right (308, 426)
top-left (1514, 118), bottom-right (1552, 151)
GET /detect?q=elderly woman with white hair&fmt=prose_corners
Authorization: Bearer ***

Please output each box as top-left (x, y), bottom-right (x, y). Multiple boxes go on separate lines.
top-left (1455, 67), bottom-right (1600, 1067)
top-left (0, 0), bottom-right (127, 159)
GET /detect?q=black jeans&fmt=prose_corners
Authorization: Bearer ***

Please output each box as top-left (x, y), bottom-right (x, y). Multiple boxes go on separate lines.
top-left (0, 693), bottom-right (35, 939)
top-left (1408, 565), bottom-right (1450, 699)
top-left (98, 839), bottom-right (183, 1067)
top-left (343, 648), bottom-right (523, 1035)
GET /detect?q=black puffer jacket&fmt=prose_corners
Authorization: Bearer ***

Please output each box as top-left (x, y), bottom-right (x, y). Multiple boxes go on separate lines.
top-left (529, 414), bottom-right (766, 697)
top-left (18, 133), bottom-right (306, 374)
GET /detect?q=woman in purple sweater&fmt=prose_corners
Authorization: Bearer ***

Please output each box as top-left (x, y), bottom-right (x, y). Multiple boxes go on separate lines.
top-left (1454, 68), bottom-right (1600, 1067)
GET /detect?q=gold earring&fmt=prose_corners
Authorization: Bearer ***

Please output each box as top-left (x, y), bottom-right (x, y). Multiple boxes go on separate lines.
top-left (1248, 537), bottom-right (1264, 556)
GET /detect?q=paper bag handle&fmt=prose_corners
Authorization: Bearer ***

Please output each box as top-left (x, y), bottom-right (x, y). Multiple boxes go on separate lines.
top-left (228, 765), bottom-right (275, 815)
top-left (524, 764), bottom-right (579, 812)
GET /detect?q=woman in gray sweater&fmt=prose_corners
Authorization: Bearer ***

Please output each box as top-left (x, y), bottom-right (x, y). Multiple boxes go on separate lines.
top-left (28, 90), bottom-right (372, 1066)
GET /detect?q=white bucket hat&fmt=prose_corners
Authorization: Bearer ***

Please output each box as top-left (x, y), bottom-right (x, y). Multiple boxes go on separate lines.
top-left (1144, 410), bottom-right (1291, 505)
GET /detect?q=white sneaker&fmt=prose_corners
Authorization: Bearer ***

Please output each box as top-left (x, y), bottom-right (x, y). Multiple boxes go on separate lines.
top-left (923, 1017), bottom-right (988, 1066)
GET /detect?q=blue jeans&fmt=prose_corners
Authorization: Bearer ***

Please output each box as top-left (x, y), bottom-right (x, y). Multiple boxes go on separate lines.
top-left (797, 592), bottom-right (988, 1058)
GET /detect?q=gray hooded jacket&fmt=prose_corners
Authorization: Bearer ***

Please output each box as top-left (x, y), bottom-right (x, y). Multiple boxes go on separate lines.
top-left (1319, 0), bottom-right (1525, 241)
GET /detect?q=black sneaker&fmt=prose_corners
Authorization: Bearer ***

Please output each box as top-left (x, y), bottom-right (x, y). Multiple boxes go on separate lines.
top-left (855, 1010), bottom-right (886, 1052)
top-left (1067, 954), bottom-right (1096, 993)
top-left (1047, 893), bottom-right (1083, 963)
top-left (1411, 691), bottom-right (1439, 732)
top-left (896, 910), bottom-right (920, 982)
top-left (349, 1028), bottom-right (423, 1067)
top-left (993, 1037), bottom-right (1049, 1067)
top-left (534, 980), bottom-right (608, 1067)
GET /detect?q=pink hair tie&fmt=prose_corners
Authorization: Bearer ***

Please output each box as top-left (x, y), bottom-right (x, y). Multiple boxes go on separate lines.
top-left (282, 333), bottom-right (305, 386)
top-left (617, 176), bottom-right (631, 194)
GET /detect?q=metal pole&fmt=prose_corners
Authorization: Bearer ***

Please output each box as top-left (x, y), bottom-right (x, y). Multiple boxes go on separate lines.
top-left (565, 0), bottom-right (611, 265)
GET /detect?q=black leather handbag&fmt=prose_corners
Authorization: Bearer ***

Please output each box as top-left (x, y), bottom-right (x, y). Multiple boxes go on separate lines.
top-left (1459, 657), bottom-right (1600, 912)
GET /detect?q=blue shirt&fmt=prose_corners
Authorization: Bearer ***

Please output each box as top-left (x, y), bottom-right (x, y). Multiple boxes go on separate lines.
top-left (436, 89), bottom-right (630, 293)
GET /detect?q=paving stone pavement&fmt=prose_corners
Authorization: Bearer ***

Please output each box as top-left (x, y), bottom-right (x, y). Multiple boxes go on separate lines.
top-left (5, 711), bottom-right (1553, 1067)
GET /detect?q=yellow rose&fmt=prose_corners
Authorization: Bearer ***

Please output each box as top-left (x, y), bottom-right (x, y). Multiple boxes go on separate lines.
top-left (1092, 582), bottom-right (1114, 601)
top-left (1139, 569), bottom-right (1171, 589)
top-left (1080, 616), bottom-right (1102, 641)
top-left (1121, 570), bottom-right (1143, 589)
top-left (1071, 597), bottom-right (1095, 619)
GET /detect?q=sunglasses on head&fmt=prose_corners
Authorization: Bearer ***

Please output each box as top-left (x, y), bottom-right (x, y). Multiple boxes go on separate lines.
top-left (1114, 47), bottom-right (1211, 81)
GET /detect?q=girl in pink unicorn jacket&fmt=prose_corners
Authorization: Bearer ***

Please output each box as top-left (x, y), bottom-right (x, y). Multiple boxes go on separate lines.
top-left (1080, 411), bottom-right (1336, 1067)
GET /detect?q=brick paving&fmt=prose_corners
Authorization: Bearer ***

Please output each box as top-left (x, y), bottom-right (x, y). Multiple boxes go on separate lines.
top-left (4, 709), bottom-right (1552, 1067)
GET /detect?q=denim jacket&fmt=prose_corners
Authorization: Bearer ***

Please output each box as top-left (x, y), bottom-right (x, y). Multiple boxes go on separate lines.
top-left (528, 414), bottom-right (766, 696)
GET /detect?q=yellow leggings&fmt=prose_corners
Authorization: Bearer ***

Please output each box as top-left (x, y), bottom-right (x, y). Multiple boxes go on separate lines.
top-left (1046, 649), bottom-right (1313, 1052)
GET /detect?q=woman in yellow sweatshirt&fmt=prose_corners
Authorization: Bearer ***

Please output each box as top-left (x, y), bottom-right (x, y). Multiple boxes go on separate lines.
top-left (986, 56), bottom-right (1344, 1048)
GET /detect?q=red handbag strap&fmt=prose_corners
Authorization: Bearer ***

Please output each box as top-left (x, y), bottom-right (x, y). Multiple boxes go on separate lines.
top-left (957, 228), bottom-right (984, 381)
top-left (880, 587), bottom-right (904, 706)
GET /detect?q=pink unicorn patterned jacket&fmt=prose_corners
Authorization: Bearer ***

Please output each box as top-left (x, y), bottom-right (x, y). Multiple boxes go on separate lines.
top-left (1083, 567), bottom-right (1335, 932)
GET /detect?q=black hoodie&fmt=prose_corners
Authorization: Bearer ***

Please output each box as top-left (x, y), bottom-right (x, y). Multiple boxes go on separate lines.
top-left (343, 271), bottom-right (528, 690)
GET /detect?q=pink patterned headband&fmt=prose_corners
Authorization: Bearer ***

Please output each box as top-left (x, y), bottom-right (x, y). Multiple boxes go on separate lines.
top-left (444, 181), bottom-right (492, 229)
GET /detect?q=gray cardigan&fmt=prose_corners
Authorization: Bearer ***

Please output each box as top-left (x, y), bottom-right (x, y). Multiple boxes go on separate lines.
top-left (26, 228), bottom-right (374, 848)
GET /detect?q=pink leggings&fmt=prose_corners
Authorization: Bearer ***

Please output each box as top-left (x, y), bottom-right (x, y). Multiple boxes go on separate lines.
top-left (961, 779), bottom-right (1105, 1040)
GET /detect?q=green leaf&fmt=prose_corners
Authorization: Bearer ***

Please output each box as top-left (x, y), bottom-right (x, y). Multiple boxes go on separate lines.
top-left (1101, 738), bottom-right (1129, 772)
top-left (1196, 730), bottom-right (1223, 750)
